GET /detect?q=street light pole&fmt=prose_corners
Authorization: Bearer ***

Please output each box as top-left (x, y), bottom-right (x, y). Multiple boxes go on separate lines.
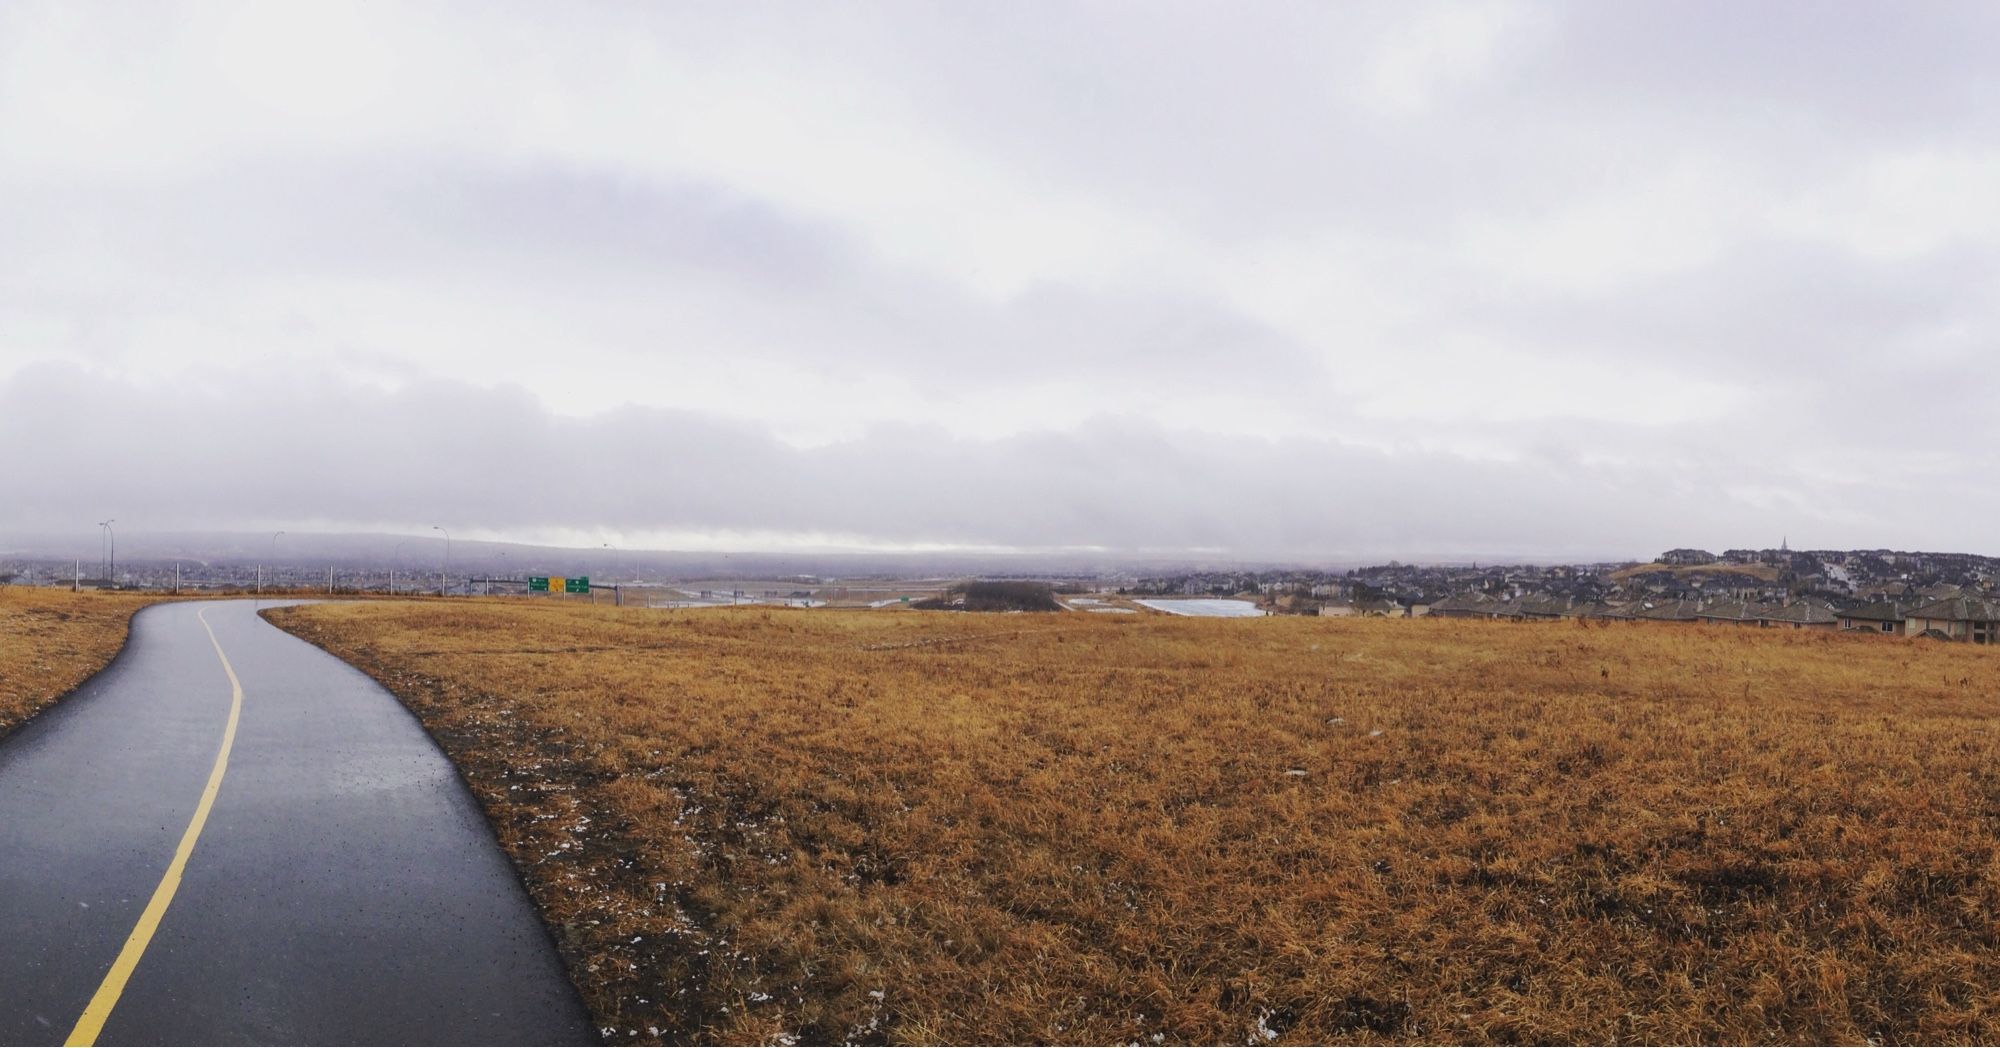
top-left (263, 530), bottom-right (284, 595)
top-left (433, 526), bottom-right (450, 597)
top-left (98, 519), bottom-right (115, 584)
top-left (392, 539), bottom-right (409, 596)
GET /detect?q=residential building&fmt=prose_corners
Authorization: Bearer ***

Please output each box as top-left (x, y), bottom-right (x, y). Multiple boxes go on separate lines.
top-left (1905, 596), bottom-right (2000, 644)
top-left (1839, 600), bottom-right (1910, 635)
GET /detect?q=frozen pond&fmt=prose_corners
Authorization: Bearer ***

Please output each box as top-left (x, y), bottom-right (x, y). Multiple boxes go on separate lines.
top-left (1134, 598), bottom-right (1267, 618)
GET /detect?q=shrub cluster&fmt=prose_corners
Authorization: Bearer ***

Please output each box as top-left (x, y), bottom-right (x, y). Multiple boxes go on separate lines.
top-left (915, 580), bottom-right (1062, 612)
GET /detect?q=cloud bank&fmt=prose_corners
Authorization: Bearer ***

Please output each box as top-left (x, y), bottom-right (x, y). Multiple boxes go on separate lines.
top-left (0, 363), bottom-right (1967, 560)
top-left (3, 2), bottom-right (1998, 558)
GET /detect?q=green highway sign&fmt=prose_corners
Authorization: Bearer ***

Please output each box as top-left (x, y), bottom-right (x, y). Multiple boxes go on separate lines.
top-left (528, 576), bottom-right (550, 592)
top-left (564, 576), bottom-right (591, 594)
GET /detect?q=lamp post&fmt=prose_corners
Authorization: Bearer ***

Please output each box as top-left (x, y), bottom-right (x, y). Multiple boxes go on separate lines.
top-left (392, 539), bottom-right (409, 595)
top-left (433, 525), bottom-right (450, 597)
top-left (262, 530), bottom-right (284, 595)
top-left (98, 519), bottom-right (115, 585)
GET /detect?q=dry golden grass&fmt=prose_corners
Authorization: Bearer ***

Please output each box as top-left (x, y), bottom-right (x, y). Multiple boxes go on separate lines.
top-left (267, 601), bottom-right (2000, 1045)
top-left (0, 587), bottom-right (165, 738)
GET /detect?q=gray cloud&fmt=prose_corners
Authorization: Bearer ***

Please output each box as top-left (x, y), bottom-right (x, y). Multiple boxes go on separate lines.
top-left (2, 363), bottom-right (1977, 560)
top-left (3, 2), bottom-right (1999, 559)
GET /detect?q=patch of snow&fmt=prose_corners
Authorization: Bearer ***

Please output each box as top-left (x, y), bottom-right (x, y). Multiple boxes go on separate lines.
top-left (1134, 599), bottom-right (1267, 618)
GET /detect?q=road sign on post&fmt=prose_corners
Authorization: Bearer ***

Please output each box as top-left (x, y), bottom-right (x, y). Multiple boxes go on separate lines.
top-left (528, 576), bottom-right (550, 592)
top-left (564, 576), bottom-right (591, 594)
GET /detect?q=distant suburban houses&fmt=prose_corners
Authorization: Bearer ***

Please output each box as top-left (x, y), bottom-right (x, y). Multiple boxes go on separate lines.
top-left (1236, 546), bottom-right (2000, 645)
top-left (1384, 552), bottom-right (2000, 644)
top-left (1373, 586), bottom-right (1999, 642)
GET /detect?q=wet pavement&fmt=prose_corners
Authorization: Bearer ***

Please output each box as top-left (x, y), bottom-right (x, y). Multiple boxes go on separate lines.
top-left (0, 600), bottom-right (594, 1045)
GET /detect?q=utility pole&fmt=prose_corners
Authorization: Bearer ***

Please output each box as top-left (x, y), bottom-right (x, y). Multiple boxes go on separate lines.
top-left (174, 561), bottom-right (180, 594)
top-left (433, 525), bottom-right (451, 597)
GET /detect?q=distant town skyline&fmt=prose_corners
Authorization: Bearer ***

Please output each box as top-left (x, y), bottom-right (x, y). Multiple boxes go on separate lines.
top-left (5, 2), bottom-right (1999, 558)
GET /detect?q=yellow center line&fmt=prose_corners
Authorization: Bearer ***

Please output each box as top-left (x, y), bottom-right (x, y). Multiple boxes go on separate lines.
top-left (66, 607), bottom-right (245, 1047)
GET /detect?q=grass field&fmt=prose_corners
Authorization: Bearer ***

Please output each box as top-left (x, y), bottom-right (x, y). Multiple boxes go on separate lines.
top-left (0, 587), bottom-right (164, 739)
top-left (267, 601), bottom-right (2000, 1045)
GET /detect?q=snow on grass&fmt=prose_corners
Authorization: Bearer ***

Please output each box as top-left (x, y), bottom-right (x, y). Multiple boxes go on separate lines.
top-left (1133, 598), bottom-right (1267, 618)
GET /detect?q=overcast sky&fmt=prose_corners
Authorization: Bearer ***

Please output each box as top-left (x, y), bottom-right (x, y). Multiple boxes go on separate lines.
top-left (4, 1), bottom-right (1998, 561)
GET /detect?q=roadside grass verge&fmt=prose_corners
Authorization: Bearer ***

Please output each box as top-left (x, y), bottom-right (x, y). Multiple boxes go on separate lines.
top-left (0, 586), bottom-right (451, 741)
top-left (267, 601), bottom-right (2000, 1045)
top-left (0, 587), bottom-right (167, 739)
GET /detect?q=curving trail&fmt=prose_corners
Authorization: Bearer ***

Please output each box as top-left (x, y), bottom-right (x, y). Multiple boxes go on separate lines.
top-left (0, 600), bottom-right (592, 1046)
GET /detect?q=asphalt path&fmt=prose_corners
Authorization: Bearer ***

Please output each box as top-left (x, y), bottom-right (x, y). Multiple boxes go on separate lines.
top-left (0, 600), bottom-right (593, 1046)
